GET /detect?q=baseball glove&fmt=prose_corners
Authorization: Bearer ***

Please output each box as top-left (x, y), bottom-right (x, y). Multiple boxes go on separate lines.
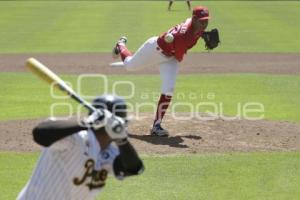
top-left (202, 28), bottom-right (220, 50)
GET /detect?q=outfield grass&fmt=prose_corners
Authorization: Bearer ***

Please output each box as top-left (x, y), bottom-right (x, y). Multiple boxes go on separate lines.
top-left (0, 72), bottom-right (299, 122)
top-left (0, 1), bottom-right (299, 53)
top-left (1, 152), bottom-right (299, 200)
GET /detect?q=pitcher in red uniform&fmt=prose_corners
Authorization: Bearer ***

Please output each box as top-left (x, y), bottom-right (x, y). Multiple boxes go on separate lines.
top-left (111, 6), bottom-right (210, 137)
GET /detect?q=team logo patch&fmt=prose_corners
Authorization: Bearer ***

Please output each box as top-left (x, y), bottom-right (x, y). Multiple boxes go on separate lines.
top-left (101, 151), bottom-right (110, 159)
top-left (73, 159), bottom-right (108, 190)
top-left (200, 10), bottom-right (208, 17)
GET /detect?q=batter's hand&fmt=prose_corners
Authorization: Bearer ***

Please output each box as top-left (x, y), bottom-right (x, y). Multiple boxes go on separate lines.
top-left (105, 114), bottom-right (127, 141)
top-left (83, 110), bottom-right (105, 130)
top-left (84, 110), bottom-right (127, 140)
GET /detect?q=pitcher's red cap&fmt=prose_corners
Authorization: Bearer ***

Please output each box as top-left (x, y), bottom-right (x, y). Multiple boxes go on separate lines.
top-left (193, 6), bottom-right (210, 20)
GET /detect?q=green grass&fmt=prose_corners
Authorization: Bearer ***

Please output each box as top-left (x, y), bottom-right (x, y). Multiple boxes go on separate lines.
top-left (1, 152), bottom-right (299, 200)
top-left (0, 153), bottom-right (37, 200)
top-left (0, 1), bottom-right (299, 53)
top-left (0, 72), bottom-right (299, 123)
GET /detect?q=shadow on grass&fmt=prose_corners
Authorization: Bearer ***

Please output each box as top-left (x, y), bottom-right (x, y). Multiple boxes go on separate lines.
top-left (128, 133), bottom-right (202, 148)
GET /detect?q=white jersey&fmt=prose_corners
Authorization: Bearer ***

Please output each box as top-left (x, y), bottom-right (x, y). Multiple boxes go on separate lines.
top-left (17, 129), bottom-right (120, 200)
top-left (123, 36), bottom-right (179, 96)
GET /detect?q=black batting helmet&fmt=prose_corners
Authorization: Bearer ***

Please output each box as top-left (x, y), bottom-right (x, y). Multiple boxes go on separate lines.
top-left (90, 94), bottom-right (127, 120)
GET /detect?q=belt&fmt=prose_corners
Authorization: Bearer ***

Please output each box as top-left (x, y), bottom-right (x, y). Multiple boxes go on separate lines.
top-left (156, 46), bottom-right (174, 57)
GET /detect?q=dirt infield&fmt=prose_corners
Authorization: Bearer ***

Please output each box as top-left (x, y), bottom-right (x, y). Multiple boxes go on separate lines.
top-left (1, 114), bottom-right (300, 154)
top-left (1, 53), bottom-right (300, 75)
top-left (0, 53), bottom-right (299, 154)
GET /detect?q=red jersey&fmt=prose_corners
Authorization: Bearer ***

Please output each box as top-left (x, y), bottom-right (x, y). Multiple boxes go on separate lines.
top-left (157, 18), bottom-right (204, 62)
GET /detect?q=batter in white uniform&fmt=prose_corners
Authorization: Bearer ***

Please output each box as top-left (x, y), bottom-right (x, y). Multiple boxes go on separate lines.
top-left (17, 95), bottom-right (144, 200)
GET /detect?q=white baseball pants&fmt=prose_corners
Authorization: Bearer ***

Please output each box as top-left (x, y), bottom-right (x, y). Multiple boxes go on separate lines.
top-left (124, 37), bottom-right (179, 96)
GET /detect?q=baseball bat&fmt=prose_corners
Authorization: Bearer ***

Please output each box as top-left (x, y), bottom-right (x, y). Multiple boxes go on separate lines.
top-left (26, 58), bottom-right (97, 113)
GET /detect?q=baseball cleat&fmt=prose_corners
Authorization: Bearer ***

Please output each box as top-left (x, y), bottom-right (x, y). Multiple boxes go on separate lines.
top-left (110, 61), bottom-right (125, 67)
top-left (150, 124), bottom-right (169, 137)
top-left (112, 36), bottom-right (127, 59)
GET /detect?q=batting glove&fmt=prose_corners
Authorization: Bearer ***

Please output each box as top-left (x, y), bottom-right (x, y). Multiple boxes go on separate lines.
top-left (84, 109), bottom-right (127, 141)
top-left (83, 110), bottom-right (105, 130)
top-left (105, 114), bottom-right (127, 141)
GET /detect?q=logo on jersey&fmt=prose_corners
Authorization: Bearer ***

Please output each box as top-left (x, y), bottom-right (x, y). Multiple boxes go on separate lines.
top-left (101, 151), bottom-right (110, 159)
top-left (200, 10), bottom-right (208, 17)
top-left (73, 159), bottom-right (108, 190)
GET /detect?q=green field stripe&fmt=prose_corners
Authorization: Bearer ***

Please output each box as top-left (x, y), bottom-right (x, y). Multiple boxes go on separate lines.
top-left (202, 1), bottom-right (300, 52)
top-left (0, 2), bottom-right (66, 52)
top-left (103, 152), bottom-right (300, 200)
top-left (0, 72), bottom-right (299, 122)
top-left (0, 1), bottom-right (299, 53)
top-left (1, 152), bottom-right (299, 200)
top-left (248, 4), bottom-right (299, 52)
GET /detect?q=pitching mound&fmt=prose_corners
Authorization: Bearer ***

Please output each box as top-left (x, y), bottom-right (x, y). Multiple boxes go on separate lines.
top-left (1, 114), bottom-right (299, 154)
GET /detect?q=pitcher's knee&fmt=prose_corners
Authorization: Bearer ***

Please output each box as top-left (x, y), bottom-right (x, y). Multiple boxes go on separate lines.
top-left (124, 57), bottom-right (139, 71)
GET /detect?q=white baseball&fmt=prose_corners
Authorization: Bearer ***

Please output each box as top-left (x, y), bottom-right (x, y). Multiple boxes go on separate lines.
top-left (164, 33), bottom-right (174, 43)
